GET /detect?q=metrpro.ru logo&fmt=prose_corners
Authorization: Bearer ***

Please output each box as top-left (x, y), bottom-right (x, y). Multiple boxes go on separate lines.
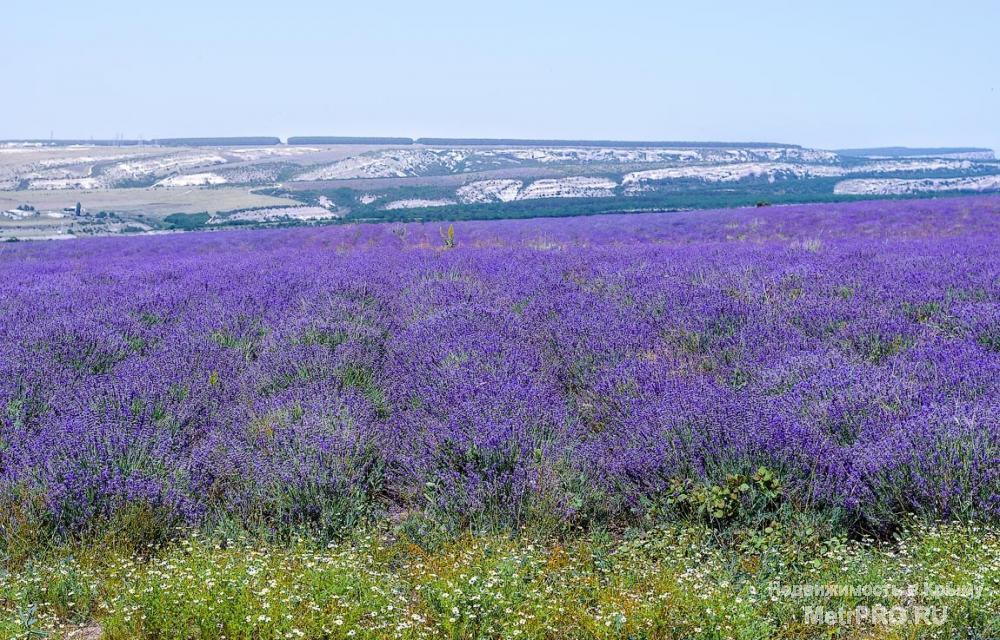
top-left (768, 582), bottom-right (989, 629)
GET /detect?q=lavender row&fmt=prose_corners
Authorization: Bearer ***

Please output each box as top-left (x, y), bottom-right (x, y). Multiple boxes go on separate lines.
top-left (1, 196), bottom-right (998, 537)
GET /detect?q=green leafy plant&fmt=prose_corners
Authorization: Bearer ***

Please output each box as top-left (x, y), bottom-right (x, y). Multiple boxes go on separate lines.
top-left (16, 604), bottom-right (50, 638)
top-left (666, 466), bottom-right (783, 523)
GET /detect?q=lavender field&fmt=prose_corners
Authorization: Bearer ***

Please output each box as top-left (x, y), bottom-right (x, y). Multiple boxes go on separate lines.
top-left (3, 196), bottom-right (1000, 638)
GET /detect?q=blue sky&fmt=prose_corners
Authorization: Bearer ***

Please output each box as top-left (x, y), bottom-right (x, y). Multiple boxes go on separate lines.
top-left (3, 0), bottom-right (998, 151)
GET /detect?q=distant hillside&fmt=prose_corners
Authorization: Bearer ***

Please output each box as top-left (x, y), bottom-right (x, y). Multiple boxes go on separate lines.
top-left (3, 134), bottom-right (1000, 240)
top-left (0, 137), bottom-right (283, 147)
top-left (0, 139), bottom-right (147, 147)
top-left (287, 136), bottom-right (414, 145)
top-left (286, 137), bottom-right (802, 148)
top-left (152, 137), bottom-right (281, 147)
top-left (414, 138), bottom-right (801, 149)
top-left (837, 146), bottom-right (995, 159)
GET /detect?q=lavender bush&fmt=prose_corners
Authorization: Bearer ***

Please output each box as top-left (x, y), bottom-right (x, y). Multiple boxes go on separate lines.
top-left (2, 196), bottom-right (999, 543)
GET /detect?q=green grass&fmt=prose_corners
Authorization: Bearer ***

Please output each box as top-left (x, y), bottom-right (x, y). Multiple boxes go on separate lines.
top-left (2, 521), bottom-right (997, 639)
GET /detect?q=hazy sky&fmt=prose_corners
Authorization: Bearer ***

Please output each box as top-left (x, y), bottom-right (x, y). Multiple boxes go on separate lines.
top-left (3, 0), bottom-right (998, 151)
